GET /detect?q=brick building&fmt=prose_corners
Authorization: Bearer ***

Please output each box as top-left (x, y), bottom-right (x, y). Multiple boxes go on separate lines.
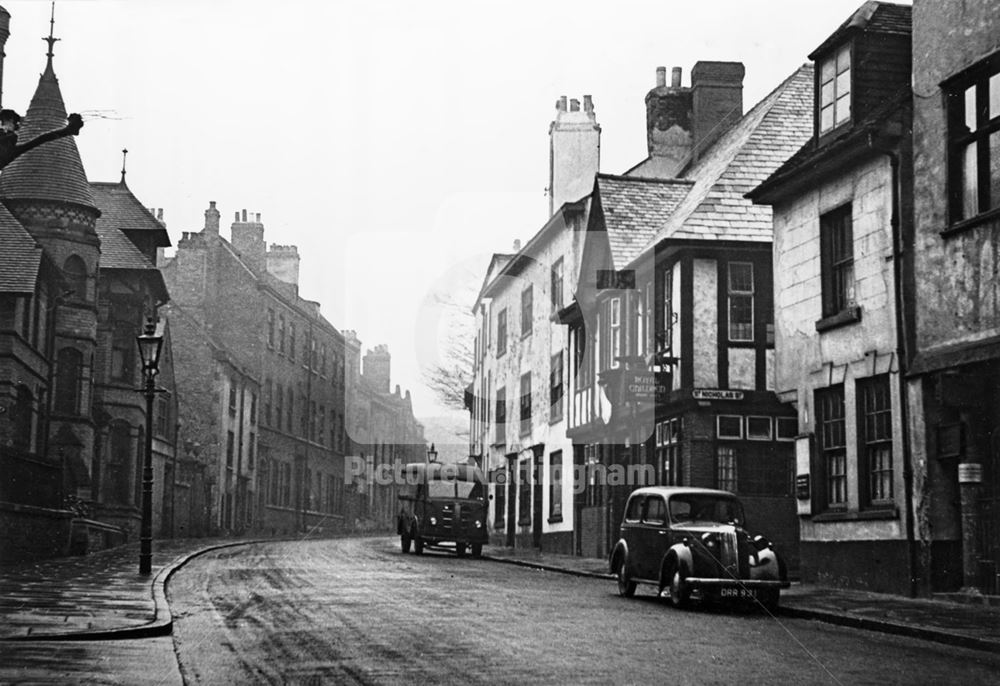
top-left (749, 2), bottom-right (915, 593)
top-left (162, 205), bottom-right (424, 538)
top-left (0, 11), bottom-right (176, 562)
top-left (348, 339), bottom-right (426, 530)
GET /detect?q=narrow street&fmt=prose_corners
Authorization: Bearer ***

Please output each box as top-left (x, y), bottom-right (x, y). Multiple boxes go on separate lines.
top-left (168, 537), bottom-right (1000, 685)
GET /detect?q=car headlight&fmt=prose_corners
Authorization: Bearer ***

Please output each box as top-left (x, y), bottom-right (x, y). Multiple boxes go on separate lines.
top-left (429, 517), bottom-right (437, 526)
top-left (701, 532), bottom-right (717, 548)
top-left (474, 520), bottom-right (482, 528)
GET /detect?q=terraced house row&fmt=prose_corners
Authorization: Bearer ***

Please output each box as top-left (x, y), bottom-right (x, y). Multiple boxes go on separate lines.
top-left (0, 6), bottom-right (425, 563)
top-left (469, 0), bottom-right (1000, 596)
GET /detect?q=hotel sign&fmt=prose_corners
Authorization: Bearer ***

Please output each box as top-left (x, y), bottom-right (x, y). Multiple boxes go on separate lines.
top-left (626, 373), bottom-right (668, 402)
top-left (692, 389), bottom-right (744, 401)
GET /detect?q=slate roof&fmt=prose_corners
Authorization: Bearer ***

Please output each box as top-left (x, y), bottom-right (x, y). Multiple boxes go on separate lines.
top-left (748, 85), bottom-right (910, 203)
top-left (0, 203), bottom-right (41, 293)
top-left (809, 1), bottom-right (912, 59)
top-left (639, 64), bottom-right (814, 252)
top-left (0, 56), bottom-right (97, 211)
top-left (91, 182), bottom-right (171, 248)
top-left (95, 222), bottom-right (158, 272)
top-left (595, 174), bottom-right (693, 269)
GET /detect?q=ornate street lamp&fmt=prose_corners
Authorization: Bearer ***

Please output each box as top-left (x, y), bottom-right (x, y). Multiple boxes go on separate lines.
top-left (426, 443), bottom-right (438, 463)
top-left (135, 317), bottom-right (164, 575)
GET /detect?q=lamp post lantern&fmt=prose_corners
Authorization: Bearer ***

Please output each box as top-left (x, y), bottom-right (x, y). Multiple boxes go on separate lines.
top-left (426, 443), bottom-right (438, 463)
top-left (135, 317), bottom-right (164, 575)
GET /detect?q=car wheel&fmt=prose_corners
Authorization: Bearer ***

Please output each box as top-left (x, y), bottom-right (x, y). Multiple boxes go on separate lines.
top-left (668, 566), bottom-right (691, 608)
top-left (471, 543), bottom-right (483, 558)
top-left (760, 589), bottom-right (780, 614)
top-left (616, 556), bottom-right (636, 598)
top-left (456, 543), bottom-right (467, 557)
top-left (413, 530), bottom-right (424, 555)
top-left (400, 532), bottom-right (412, 554)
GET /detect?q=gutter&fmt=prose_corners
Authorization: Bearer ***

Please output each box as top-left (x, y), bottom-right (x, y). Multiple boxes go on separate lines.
top-left (870, 128), bottom-right (919, 599)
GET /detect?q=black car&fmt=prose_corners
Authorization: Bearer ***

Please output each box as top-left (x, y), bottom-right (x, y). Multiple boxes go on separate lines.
top-left (610, 487), bottom-right (789, 610)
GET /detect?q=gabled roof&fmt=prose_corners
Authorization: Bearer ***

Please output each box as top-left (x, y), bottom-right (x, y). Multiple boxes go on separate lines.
top-left (0, 204), bottom-right (42, 293)
top-left (473, 253), bottom-right (515, 308)
top-left (641, 64), bottom-right (814, 250)
top-left (94, 217), bottom-right (169, 303)
top-left (96, 223), bottom-right (158, 272)
top-left (593, 174), bottom-right (693, 269)
top-left (809, 1), bottom-right (912, 60)
top-left (0, 55), bottom-right (96, 211)
top-left (91, 182), bottom-right (171, 248)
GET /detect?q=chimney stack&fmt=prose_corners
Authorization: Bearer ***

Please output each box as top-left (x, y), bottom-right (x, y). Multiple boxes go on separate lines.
top-left (691, 61), bottom-right (744, 160)
top-left (548, 93), bottom-right (601, 217)
top-left (231, 209), bottom-right (266, 271)
top-left (363, 344), bottom-right (392, 394)
top-left (266, 244), bottom-right (300, 288)
top-left (644, 66), bottom-right (693, 178)
top-left (204, 201), bottom-right (220, 234)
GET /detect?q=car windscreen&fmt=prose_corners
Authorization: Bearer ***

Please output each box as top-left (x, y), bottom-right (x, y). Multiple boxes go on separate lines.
top-left (669, 495), bottom-right (744, 526)
top-left (427, 478), bottom-right (485, 500)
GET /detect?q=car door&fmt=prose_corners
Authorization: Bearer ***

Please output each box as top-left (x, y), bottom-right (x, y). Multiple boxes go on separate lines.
top-left (620, 494), bottom-right (644, 577)
top-left (640, 495), bottom-right (670, 581)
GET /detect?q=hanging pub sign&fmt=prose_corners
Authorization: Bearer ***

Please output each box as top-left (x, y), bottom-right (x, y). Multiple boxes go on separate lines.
top-left (625, 372), bottom-right (669, 403)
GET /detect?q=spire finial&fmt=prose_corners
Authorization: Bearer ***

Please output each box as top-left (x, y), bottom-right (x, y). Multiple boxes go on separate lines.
top-left (43, 2), bottom-right (59, 66)
top-left (120, 148), bottom-right (128, 184)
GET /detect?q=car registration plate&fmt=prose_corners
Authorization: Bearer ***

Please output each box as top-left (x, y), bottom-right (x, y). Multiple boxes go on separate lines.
top-left (719, 588), bottom-right (757, 599)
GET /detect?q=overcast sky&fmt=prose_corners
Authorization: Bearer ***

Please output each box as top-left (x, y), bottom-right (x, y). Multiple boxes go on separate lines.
top-left (1, 0), bottom-right (905, 428)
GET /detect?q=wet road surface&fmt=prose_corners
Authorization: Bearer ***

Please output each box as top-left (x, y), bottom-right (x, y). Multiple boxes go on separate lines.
top-left (168, 536), bottom-right (1000, 685)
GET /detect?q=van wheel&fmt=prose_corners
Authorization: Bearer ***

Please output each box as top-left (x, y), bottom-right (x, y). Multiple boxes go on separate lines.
top-left (456, 544), bottom-right (467, 558)
top-left (400, 532), bottom-right (412, 554)
top-left (413, 530), bottom-right (424, 555)
top-left (471, 543), bottom-right (483, 558)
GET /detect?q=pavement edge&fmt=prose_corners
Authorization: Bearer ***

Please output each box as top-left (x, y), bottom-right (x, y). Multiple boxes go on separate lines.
top-left (2, 539), bottom-right (266, 642)
top-left (482, 552), bottom-right (998, 655)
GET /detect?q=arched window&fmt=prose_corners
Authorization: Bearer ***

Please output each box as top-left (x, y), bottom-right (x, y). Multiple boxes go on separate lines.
top-left (55, 347), bottom-right (83, 415)
top-left (12, 385), bottom-right (33, 451)
top-left (63, 255), bottom-right (88, 302)
top-left (105, 421), bottom-right (133, 505)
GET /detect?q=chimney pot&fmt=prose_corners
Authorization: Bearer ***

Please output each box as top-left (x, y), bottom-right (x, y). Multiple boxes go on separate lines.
top-left (559, 96), bottom-right (568, 112)
top-left (656, 66), bottom-right (667, 88)
top-left (256, 212), bottom-right (261, 222)
top-left (234, 211), bottom-right (239, 221)
top-left (671, 67), bottom-right (682, 88)
top-left (157, 208), bottom-right (164, 221)
top-left (209, 201), bottom-right (216, 209)
top-left (241, 209), bottom-right (247, 222)
top-left (583, 94), bottom-right (593, 113)
top-left (570, 98), bottom-right (580, 112)
top-left (513, 239), bottom-right (521, 252)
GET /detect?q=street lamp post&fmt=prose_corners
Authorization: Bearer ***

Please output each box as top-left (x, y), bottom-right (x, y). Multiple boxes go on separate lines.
top-left (426, 443), bottom-right (438, 463)
top-left (136, 317), bottom-right (164, 576)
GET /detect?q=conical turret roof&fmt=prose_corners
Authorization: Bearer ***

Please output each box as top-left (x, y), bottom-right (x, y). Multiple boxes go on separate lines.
top-left (0, 55), bottom-right (97, 211)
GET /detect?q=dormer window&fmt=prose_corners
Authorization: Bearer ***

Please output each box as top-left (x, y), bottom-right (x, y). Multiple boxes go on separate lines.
top-left (819, 44), bottom-right (852, 134)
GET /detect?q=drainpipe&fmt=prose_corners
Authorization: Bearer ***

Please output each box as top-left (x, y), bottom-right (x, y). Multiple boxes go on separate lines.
top-left (873, 132), bottom-right (919, 598)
